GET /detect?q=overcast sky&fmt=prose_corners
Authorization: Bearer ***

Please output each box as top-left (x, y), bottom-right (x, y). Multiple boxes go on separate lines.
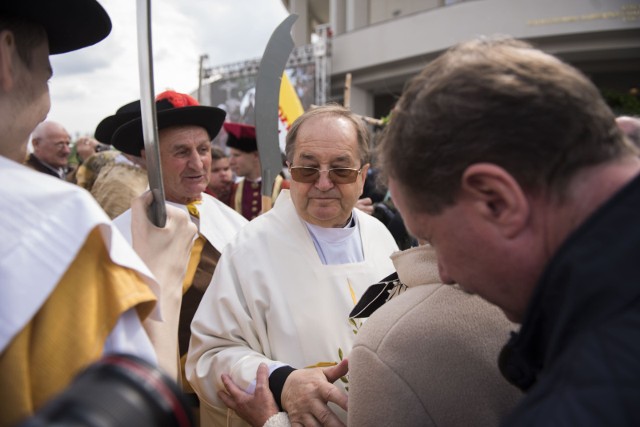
top-left (47, 0), bottom-right (288, 138)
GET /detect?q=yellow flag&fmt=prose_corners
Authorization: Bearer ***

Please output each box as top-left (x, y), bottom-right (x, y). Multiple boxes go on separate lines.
top-left (278, 72), bottom-right (304, 131)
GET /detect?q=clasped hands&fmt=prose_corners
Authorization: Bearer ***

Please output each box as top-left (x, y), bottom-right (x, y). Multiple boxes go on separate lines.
top-left (218, 360), bottom-right (349, 427)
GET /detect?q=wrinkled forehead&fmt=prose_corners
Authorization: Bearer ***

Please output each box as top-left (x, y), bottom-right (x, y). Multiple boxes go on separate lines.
top-left (295, 150), bottom-right (356, 166)
top-left (293, 116), bottom-right (359, 164)
top-left (159, 125), bottom-right (210, 147)
top-left (40, 131), bottom-right (70, 144)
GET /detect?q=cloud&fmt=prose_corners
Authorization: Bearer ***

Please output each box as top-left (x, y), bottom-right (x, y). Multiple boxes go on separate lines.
top-left (49, 49), bottom-right (112, 76)
top-left (46, 0), bottom-right (287, 138)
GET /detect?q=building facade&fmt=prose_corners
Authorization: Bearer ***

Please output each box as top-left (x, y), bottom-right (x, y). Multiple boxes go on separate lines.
top-left (283, 0), bottom-right (640, 119)
top-left (199, 0), bottom-right (639, 126)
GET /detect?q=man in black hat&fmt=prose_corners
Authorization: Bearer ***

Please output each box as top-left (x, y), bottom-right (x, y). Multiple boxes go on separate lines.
top-left (0, 2), bottom-right (198, 425)
top-left (97, 90), bottom-right (247, 401)
top-left (224, 122), bottom-right (289, 220)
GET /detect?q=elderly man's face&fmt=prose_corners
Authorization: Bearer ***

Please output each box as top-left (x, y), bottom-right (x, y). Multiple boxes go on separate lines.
top-left (149, 125), bottom-right (211, 204)
top-left (33, 125), bottom-right (71, 168)
top-left (288, 115), bottom-right (368, 228)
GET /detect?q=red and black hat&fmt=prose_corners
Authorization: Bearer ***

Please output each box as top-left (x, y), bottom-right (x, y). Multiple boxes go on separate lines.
top-left (0, 0), bottom-right (111, 54)
top-left (224, 122), bottom-right (257, 153)
top-left (102, 91), bottom-right (226, 156)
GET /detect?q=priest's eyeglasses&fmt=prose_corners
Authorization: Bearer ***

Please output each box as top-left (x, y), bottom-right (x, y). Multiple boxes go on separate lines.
top-left (289, 166), bottom-right (362, 184)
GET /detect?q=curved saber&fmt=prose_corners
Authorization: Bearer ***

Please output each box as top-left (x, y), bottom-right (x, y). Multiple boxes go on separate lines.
top-left (255, 14), bottom-right (298, 198)
top-left (136, 0), bottom-right (166, 227)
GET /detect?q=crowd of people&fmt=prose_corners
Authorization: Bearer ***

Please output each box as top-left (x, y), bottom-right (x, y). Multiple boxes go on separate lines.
top-left (1, 1), bottom-right (639, 427)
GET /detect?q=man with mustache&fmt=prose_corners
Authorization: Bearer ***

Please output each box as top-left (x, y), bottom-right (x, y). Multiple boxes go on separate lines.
top-left (186, 104), bottom-right (398, 427)
top-left (97, 90), bottom-right (247, 404)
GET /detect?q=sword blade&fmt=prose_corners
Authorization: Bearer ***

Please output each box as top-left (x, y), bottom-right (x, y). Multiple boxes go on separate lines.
top-left (136, 0), bottom-right (166, 227)
top-left (255, 14), bottom-right (298, 198)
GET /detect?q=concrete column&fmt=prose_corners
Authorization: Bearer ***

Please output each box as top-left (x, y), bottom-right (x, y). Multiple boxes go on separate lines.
top-left (330, 0), bottom-right (346, 36)
top-left (349, 85), bottom-right (373, 119)
top-left (290, 0), bottom-right (309, 45)
top-left (346, 0), bottom-right (369, 32)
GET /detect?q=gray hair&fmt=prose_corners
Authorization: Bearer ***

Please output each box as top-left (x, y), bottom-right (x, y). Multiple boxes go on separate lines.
top-left (285, 104), bottom-right (370, 167)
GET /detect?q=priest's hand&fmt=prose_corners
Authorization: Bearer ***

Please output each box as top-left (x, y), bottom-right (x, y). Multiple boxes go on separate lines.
top-left (218, 363), bottom-right (281, 427)
top-left (281, 359), bottom-right (349, 427)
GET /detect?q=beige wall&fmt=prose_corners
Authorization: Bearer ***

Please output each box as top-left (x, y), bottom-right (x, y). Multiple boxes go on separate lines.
top-left (370, 0), bottom-right (442, 25)
top-left (281, 0), bottom-right (640, 118)
top-left (333, 0), bottom-right (640, 75)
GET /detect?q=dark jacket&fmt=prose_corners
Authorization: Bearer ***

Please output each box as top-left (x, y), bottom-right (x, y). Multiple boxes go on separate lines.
top-left (25, 153), bottom-right (63, 179)
top-left (499, 174), bottom-right (640, 426)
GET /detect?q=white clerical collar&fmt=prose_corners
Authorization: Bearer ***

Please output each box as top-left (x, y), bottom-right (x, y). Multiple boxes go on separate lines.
top-left (305, 212), bottom-right (363, 265)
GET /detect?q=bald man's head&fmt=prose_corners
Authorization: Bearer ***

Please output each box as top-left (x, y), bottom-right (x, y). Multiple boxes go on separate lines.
top-left (31, 121), bottom-right (71, 168)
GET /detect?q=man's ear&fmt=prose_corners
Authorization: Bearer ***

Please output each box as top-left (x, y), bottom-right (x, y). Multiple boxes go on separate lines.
top-left (0, 30), bottom-right (16, 92)
top-left (360, 163), bottom-right (370, 179)
top-left (359, 162), bottom-right (370, 193)
top-left (461, 163), bottom-right (529, 239)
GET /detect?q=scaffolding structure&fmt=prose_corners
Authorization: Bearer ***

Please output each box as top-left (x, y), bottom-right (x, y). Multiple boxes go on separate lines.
top-left (313, 24), bottom-right (331, 106)
top-left (199, 25), bottom-right (331, 107)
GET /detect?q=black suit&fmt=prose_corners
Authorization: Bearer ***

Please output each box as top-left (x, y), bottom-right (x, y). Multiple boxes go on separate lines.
top-left (25, 154), bottom-right (64, 179)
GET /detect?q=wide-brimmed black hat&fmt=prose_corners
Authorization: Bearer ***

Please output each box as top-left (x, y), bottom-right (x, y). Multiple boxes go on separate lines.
top-left (94, 100), bottom-right (141, 144)
top-left (1, 0), bottom-right (111, 54)
top-left (107, 91), bottom-right (227, 156)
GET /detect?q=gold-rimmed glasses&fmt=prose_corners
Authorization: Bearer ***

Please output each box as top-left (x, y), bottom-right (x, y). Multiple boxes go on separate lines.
top-left (289, 166), bottom-right (362, 184)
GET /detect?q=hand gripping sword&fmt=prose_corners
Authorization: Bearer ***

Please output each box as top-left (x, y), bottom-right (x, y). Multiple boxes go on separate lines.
top-left (255, 14), bottom-right (298, 209)
top-left (136, 0), bottom-right (166, 227)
